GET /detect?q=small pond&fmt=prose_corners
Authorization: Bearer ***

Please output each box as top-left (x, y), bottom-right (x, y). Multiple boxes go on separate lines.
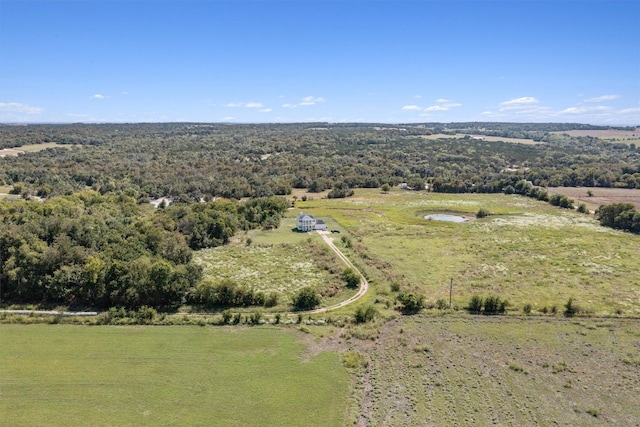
top-left (424, 214), bottom-right (470, 223)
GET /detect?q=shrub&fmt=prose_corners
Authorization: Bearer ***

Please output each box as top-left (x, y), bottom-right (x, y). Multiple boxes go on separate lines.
top-left (467, 295), bottom-right (483, 314)
top-left (396, 292), bottom-right (425, 313)
top-left (390, 282), bottom-right (401, 292)
top-left (343, 351), bottom-right (363, 368)
top-left (564, 297), bottom-right (578, 317)
top-left (436, 298), bottom-right (449, 310)
top-left (476, 208), bottom-right (490, 218)
top-left (292, 287), bottom-right (321, 310)
top-left (264, 292), bottom-right (279, 307)
top-left (354, 305), bottom-right (377, 324)
top-left (380, 183), bottom-right (391, 193)
top-left (342, 268), bottom-right (360, 288)
top-left (523, 303), bottom-right (532, 315)
top-left (221, 309), bottom-right (232, 324)
top-left (249, 311), bottom-right (262, 325)
top-left (576, 203), bottom-right (588, 214)
top-left (232, 312), bottom-right (242, 325)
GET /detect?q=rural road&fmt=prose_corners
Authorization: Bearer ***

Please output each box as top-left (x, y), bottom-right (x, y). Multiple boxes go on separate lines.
top-left (302, 230), bottom-right (369, 315)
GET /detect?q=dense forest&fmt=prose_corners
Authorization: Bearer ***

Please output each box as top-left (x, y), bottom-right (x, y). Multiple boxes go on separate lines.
top-left (1, 122), bottom-right (639, 308)
top-left (1, 122), bottom-right (639, 202)
top-left (0, 191), bottom-right (288, 308)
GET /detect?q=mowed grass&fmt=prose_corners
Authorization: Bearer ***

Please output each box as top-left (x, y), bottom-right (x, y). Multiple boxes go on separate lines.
top-left (0, 325), bottom-right (350, 426)
top-left (349, 315), bottom-right (640, 426)
top-left (297, 189), bottom-right (640, 315)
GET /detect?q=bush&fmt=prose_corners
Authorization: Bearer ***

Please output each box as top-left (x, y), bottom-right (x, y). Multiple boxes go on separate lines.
top-left (436, 298), bottom-right (449, 310)
top-left (292, 287), bottom-right (321, 310)
top-left (264, 292), bottom-right (279, 307)
top-left (396, 292), bottom-right (425, 313)
top-left (354, 305), bottom-right (377, 323)
top-left (467, 295), bottom-right (483, 314)
top-left (476, 208), bottom-right (490, 218)
top-left (523, 303), bottom-right (532, 315)
top-left (221, 309), bottom-right (232, 324)
top-left (342, 268), bottom-right (360, 288)
top-left (564, 297), bottom-right (578, 317)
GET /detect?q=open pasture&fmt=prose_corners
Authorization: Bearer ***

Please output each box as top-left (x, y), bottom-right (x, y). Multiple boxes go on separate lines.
top-left (0, 325), bottom-right (349, 426)
top-left (297, 189), bottom-right (640, 315)
top-left (348, 315), bottom-right (640, 426)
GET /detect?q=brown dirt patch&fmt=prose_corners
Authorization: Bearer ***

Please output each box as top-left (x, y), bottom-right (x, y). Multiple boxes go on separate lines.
top-left (547, 187), bottom-right (640, 210)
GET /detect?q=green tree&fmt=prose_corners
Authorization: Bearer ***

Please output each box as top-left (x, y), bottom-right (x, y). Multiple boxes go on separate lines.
top-left (342, 268), bottom-right (360, 288)
top-left (292, 287), bottom-right (321, 310)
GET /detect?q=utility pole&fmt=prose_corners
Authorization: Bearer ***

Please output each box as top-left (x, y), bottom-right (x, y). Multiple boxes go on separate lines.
top-left (449, 278), bottom-right (453, 309)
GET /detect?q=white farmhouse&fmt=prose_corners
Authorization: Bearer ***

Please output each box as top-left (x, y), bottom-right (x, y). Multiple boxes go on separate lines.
top-left (296, 213), bottom-right (327, 231)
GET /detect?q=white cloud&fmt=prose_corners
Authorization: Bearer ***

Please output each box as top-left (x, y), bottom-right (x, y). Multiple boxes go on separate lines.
top-left (282, 103), bottom-right (297, 109)
top-left (402, 105), bottom-right (422, 111)
top-left (221, 116), bottom-right (235, 121)
top-left (299, 96), bottom-right (325, 106)
top-left (558, 106), bottom-right (612, 115)
top-left (91, 94), bottom-right (108, 99)
top-left (259, 108), bottom-right (272, 113)
top-left (0, 102), bottom-right (43, 114)
top-left (424, 105), bottom-right (449, 112)
top-left (227, 101), bottom-right (265, 109)
top-left (619, 107), bottom-right (640, 114)
top-left (435, 98), bottom-right (449, 103)
top-left (585, 94), bottom-right (619, 103)
top-left (499, 97), bottom-right (539, 110)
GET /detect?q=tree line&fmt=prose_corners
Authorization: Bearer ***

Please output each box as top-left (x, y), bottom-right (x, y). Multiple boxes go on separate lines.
top-left (1, 123), bottom-right (638, 204)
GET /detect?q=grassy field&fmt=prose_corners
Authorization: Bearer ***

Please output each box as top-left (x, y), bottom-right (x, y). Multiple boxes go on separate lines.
top-left (0, 325), bottom-right (350, 426)
top-left (296, 189), bottom-right (640, 316)
top-left (0, 142), bottom-right (75, 157)
top-left (346, 315), bottom-right (640, 426)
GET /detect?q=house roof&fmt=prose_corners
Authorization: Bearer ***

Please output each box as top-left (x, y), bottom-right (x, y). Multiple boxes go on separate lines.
top-left (315, 219), bottom-right (326, 224)
top-left (297, 213), bottom-right (315, 221)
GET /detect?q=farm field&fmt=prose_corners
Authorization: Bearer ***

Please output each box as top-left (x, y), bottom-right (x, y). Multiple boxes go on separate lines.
top-left (346, 315), bottom-right (640, 426)
top-left (0, 142), bottom-right (74, 157)
top-left (296, 189), bottom-right (640, 316)
top-left (551, 129), bottom-right (640, 145)
top-left (420, 133), bottom-right (540, 145)
top-left (0, 325), bottom-right (350, 426)
top-left (547, 186), bottom-right (640, 211)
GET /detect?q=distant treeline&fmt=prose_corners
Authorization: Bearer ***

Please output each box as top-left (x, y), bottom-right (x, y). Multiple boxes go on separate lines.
top-left (1, 123), bottom-right (638, 203)
top-left (0, 192), bottom-right (288, 308)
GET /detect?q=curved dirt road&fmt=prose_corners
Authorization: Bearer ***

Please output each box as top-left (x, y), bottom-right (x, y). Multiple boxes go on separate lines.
top-left (302, 230), bottom-right (369, 315)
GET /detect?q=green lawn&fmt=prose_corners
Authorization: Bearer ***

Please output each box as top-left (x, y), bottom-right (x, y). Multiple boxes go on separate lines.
top-left (0, 325), bottom-right (350, 426)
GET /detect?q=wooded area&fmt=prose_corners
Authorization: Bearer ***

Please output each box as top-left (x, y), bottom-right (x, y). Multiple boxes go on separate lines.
top-left (1, 122), bottom-right (638, 308)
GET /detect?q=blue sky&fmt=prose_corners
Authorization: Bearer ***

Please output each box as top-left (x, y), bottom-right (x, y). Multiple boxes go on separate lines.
top-left (1, 0), bottom-right (638, 124)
